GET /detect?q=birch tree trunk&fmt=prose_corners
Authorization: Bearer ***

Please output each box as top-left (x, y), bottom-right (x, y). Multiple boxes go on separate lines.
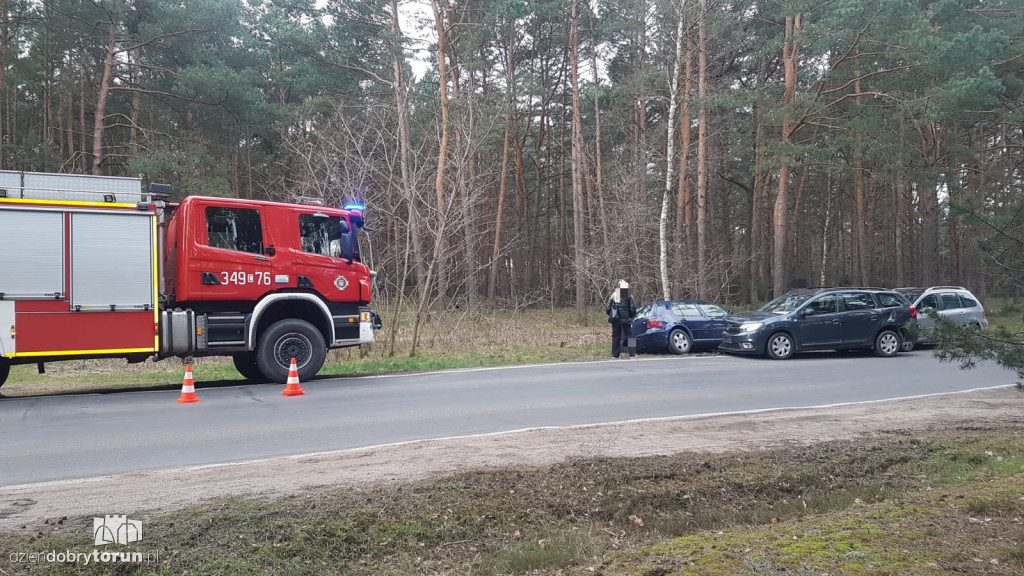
top-left (660, 1), bottom-right (687, 300)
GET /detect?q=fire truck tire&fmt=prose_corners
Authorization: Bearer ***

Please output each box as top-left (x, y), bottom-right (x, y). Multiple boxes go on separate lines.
top-left (0, 359), bottom-right (9, 389)
top-left (255, 319), bottom-right (327, 384)
top-left (232, 353), bottom-right (268, 382)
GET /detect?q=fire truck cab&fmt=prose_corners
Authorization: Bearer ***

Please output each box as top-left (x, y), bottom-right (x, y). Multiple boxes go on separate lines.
top-left (0, 170), bottom-right (379, 387)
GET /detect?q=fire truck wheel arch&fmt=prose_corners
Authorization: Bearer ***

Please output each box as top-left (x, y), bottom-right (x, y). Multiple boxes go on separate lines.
top-left (255, 319), bottom-right (328, 384)
top-left (248, 294), bottom-right (335, 350)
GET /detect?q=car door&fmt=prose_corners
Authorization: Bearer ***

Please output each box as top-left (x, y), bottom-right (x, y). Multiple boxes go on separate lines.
top-left (916, 293), bottom-right (941, 330)
top-left (939, 292), bottom-right (967, 326)
top-left (839, 292), bottom-right (881, 346)
top-left (671, 302), bottom-right (709, 339)
top-left (697, 303), bottom-right (730, 344)
top-left (795, 294), bottom-right (842, 349)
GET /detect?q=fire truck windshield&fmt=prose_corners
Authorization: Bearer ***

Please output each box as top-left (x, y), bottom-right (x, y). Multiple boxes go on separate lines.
top-left (299, 214), bottom-right (350, 258)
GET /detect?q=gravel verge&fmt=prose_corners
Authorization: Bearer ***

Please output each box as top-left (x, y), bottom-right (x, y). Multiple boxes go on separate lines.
top-left (1, 385), bottom-right (1021, 531)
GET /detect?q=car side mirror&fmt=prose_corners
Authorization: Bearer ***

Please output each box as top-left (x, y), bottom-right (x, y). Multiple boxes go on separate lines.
top-left (801, 308), bottom-right (815, 317)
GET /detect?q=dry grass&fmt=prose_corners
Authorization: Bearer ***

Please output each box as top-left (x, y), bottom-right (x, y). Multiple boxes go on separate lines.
top-left (1, 306), bottom-right (614, 397)
top-left (3, 428), bottom-right (1023, 575)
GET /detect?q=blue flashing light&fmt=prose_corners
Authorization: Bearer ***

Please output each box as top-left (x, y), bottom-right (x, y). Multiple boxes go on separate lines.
top-left (344, 203), bottom-right (365, 212)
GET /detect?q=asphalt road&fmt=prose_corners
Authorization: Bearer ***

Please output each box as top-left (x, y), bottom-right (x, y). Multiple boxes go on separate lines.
top-left (0, 351), bottom-right (1015, 486)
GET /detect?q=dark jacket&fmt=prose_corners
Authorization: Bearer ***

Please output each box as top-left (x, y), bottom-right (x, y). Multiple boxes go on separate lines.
top-left (606, 296), bottom-right (637, 325)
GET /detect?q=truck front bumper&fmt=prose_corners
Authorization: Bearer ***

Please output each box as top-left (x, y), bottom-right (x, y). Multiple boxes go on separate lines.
top-left (359, 306), bottom-right (382, 344)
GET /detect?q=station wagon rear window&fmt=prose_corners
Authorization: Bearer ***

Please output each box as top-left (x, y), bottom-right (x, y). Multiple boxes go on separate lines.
top-left (842, 292), bottom-right (875, 310)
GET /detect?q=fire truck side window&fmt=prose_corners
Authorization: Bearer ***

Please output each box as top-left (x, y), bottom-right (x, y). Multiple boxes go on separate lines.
top-left (205, 207), bottom-right (263, 254)
top-left (299, 214), bottom-right (349, 258)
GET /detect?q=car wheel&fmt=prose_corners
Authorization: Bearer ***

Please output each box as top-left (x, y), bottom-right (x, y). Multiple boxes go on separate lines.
top-left (232, 352), bottom-right (268, 382)
top-left (874, 329), bottom-right (901, 357)
top-left (900, 339), bottom-right (915, 352)
top-left (765, 333), bottom-right (794, 360)
top-left (255, 319), bottom-right (327, 384)
top-left (667, 328), bottom-right (692, 355)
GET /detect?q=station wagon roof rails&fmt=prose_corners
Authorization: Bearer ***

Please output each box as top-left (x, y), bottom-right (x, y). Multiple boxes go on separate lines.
top-left (925, 286), bottom-right (967, 291)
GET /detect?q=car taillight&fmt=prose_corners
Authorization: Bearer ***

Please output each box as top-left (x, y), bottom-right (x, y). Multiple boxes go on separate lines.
top-left (909, 306), bottom-right (917, 319)
top-left (982, 310), bottom-right (987, 320)
top-left (647, 319), bottom-right (665, 329)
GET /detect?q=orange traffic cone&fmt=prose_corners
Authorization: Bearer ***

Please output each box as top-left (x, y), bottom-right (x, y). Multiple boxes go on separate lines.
top-left (177, 364), bottom-right (200, 404)
top-left (281, 357), bottom-right (305, 397)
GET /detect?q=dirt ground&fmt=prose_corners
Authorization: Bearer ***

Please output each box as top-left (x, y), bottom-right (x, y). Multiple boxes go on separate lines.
top-left (1, 385), bottom-right (1022, 532)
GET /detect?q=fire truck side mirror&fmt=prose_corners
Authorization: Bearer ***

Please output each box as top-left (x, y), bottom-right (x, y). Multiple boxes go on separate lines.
top-left (341, 234), bottom-right (355, 264)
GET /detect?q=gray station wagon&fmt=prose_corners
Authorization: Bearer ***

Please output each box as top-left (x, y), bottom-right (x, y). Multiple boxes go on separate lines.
top-left (895, 286), bottom-right (988, 344)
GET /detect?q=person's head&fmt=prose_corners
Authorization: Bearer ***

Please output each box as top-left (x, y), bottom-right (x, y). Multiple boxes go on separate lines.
top-left (617, 279), bottom-right (629, 299)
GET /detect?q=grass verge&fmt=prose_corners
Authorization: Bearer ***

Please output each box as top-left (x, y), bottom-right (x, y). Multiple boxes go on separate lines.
top-left (0, 307), bottom-right (612, 397)
top-left (3, 427), bottom-right (1023, 575)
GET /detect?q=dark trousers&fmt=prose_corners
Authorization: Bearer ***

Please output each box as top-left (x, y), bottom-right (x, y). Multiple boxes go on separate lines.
top-left (611, 322), bottom-right (633, 357)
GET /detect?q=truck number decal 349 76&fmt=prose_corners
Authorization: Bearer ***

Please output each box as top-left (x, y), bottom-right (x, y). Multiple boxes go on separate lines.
top-left (221, 271), bottom-right (272, 286)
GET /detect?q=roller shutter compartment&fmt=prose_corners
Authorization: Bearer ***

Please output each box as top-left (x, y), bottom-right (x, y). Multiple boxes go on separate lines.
top-left (71, 212), bottom-right (154, 311)
top-left (0, 210), bottom-right (64, 299)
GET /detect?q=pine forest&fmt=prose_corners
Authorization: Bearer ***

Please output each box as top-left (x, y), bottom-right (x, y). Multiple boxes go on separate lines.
top-left (2, 0), bottom-right (1022, 311)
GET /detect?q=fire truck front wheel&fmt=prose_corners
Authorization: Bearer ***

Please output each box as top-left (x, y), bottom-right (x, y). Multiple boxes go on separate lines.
top-left (0, 359), bottom-right (9, 388)
top-left (255, 319), bottom-right (327, 384)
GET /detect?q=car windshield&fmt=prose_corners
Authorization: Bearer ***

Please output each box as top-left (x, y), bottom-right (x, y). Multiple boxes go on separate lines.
top-left (759, 293), bottom-right (812, 314)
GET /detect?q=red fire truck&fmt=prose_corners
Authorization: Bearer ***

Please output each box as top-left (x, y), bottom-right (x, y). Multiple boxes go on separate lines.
top-left (0, 170), bottom-right (379, 387)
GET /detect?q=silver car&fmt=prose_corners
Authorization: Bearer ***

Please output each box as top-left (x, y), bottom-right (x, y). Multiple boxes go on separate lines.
top-left (896, 286), bottom-right (989, 343)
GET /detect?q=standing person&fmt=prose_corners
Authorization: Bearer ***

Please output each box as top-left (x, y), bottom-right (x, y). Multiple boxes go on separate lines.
top-left (606, 279), bottom-right (638, 358)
